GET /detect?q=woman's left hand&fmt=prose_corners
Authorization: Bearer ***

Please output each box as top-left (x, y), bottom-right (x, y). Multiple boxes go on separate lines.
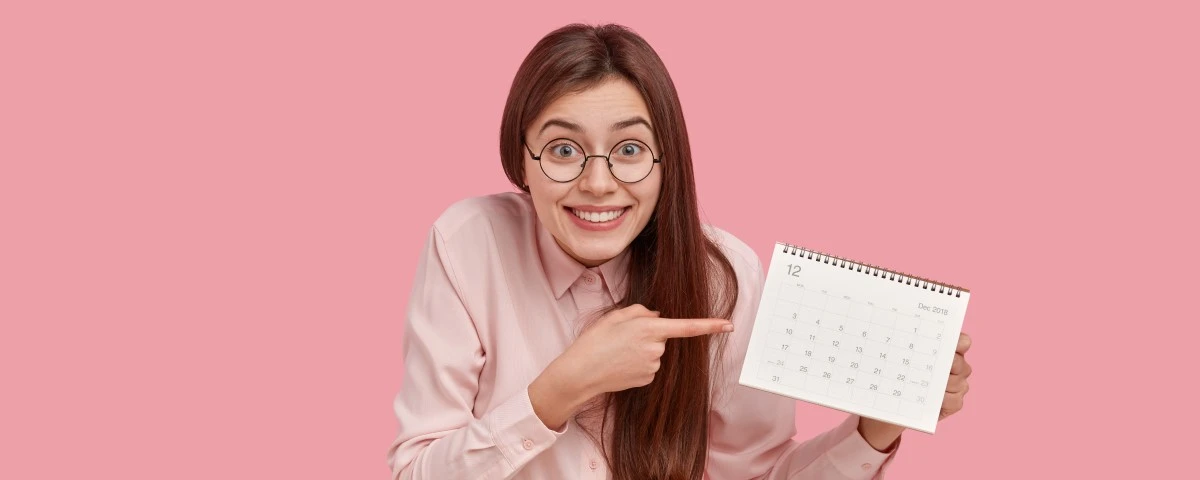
top-left (859, 332), bottom-right (974, 451)
top-left (940, 332), bottom-right (973, 420)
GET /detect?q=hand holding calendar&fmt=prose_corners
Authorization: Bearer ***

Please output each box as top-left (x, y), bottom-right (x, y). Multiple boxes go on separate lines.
top-left (857, 331), bottom-right (972, 449)
top-left (739, 242), bottom-right (974, 434)
top-left (939, 332), bottom-right (972, 420)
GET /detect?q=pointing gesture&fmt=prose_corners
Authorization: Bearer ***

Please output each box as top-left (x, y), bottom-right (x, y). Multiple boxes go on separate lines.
top-left (530, 304), bottom-right (734, 429)
top-left (643, 316), bottom-right (734, 341)
top-left (567, 304), bottom-right (732, 394)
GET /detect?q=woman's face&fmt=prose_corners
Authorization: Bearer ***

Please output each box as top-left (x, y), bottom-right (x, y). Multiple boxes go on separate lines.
top-left (523, 78), bottom-right (663, 267)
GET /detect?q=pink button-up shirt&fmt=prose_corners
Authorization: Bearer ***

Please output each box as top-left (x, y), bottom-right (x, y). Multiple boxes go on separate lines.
top-left (387, 192), bottom-right (900, 479)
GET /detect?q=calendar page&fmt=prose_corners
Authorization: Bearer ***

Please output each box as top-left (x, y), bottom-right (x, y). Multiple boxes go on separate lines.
top-left (737, 243), bottom-right (971, 433)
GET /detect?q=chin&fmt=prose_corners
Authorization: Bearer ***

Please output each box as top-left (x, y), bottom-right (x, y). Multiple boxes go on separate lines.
top-left (565, 238), bottom-right (627, 264)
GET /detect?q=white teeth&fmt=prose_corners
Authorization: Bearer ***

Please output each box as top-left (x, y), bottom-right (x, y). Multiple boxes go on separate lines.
top-left (570, 207), bottom-right (626, 223)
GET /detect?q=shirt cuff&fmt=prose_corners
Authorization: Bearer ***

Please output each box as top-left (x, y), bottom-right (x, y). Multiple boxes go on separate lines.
top-left (488, 385), bottom-right (568, 468)
top-left (825, 415), bottom-right (902, 479)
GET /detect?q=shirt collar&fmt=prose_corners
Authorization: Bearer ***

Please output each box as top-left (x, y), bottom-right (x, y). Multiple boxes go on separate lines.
top-left (535, 215), bottom-right (630, 300)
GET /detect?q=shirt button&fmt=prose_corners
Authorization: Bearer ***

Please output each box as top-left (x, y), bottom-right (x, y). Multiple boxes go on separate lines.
top-left (584, 275), bottom-right (595, 284)
top-left (861, 463), bottom-right (872, 471)
top-left (589, 459), bottom-right (599, 470)
top-left (522, 438), bottom-right (533, 450)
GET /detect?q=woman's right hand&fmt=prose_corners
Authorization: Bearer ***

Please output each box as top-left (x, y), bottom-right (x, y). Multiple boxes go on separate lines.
top-left (528, 304), bottom-right (733, 430)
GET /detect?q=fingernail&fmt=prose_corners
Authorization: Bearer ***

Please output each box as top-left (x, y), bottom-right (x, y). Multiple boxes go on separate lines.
top-left (722, 324), bottom-right (734, 332)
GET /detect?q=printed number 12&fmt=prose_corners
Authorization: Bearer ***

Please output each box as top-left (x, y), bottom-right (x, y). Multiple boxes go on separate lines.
top-left (786, 264), bottom-right (801, 277)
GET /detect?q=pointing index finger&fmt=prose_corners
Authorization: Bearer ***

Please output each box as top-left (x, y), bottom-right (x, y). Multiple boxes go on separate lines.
top-left (647, 317), bottom-right (734, 339)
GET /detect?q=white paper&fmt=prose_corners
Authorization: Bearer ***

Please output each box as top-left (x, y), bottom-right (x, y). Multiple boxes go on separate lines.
top-left (737, 242), bottom-right (971, 434)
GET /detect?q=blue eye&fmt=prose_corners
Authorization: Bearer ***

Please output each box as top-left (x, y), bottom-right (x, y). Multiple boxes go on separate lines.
top-left (620, 144), bottom-right (641, 156)
top-left (554, 145), bottom-right (575, 156)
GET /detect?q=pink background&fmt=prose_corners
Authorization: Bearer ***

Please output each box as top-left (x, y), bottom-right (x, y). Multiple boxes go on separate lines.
top-left (2, 1), bottom-right (1196, 478)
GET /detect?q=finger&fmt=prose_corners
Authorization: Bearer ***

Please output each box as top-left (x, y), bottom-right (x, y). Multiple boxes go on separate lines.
top-left (940, 392), bottom-right (964, 419)
top-left (957, 333), bottom-right (972, 354)
top-left (946, 375), bottom-right (969, 394)
top-left (950, 353), bottom-right (967, 375)
top-left (647, 317), bottom-right (733, 339)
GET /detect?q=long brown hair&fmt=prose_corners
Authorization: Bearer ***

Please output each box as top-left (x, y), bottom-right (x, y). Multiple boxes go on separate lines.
top-left (499, 24), bottom-right (739, 480)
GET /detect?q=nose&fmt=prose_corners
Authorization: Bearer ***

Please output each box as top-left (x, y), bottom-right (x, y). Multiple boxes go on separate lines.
top-left (577, 155), bottom-right (618, 195)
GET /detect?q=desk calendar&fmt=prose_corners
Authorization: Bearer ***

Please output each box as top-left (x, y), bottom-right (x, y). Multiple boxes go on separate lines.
top-left (737, 242), bottom-right (971, 433)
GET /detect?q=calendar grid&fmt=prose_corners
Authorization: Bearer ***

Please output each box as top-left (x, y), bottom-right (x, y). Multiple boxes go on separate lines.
top-left (756, 281), bottom-right (947, 420)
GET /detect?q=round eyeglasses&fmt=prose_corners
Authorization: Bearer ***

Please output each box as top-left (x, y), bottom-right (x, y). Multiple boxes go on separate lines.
top-left (523, 137), bottom-right (662, 183)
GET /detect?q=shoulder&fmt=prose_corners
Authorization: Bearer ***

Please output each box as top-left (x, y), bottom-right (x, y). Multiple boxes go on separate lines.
top-left (703, 224), bottom-right (764, 283)
top-left (704, 225), bottom-right (770, 406)
top-left (422, 192), bottom-right (538, 282)
top-left (702, 224), bottom-right (766, 323)
top-left (430, 191), bottom-right (535, 242)
top-left (419, 192), bottom-right (539, 313)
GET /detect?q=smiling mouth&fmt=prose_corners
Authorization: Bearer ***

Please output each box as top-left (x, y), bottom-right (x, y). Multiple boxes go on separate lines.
top-left (566, 206), bottom-right (630, 223)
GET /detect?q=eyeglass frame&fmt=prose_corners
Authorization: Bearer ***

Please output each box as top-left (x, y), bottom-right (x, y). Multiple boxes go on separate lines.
top-left (522, 136), bottom-right (663, 184)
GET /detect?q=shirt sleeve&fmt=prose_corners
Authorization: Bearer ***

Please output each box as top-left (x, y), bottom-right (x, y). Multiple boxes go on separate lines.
top-left (706, 249), bottom-right (902, 479)
top-left (386, 226), bottom-right (568, 479)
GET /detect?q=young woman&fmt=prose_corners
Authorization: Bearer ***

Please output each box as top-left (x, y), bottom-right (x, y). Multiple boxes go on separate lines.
top-left (387, 23), bottom-right (973, 480)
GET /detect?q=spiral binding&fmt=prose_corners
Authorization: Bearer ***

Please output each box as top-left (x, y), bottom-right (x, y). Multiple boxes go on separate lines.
top-left (779, 242), bottom-right (969, 298)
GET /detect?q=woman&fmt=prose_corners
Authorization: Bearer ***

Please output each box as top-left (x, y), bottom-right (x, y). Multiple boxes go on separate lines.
top-left (387, 23), bottom-right (973, 480)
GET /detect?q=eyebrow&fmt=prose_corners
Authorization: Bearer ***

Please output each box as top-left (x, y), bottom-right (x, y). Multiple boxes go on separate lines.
top-left (537, 116), bottom-right (652, 135)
